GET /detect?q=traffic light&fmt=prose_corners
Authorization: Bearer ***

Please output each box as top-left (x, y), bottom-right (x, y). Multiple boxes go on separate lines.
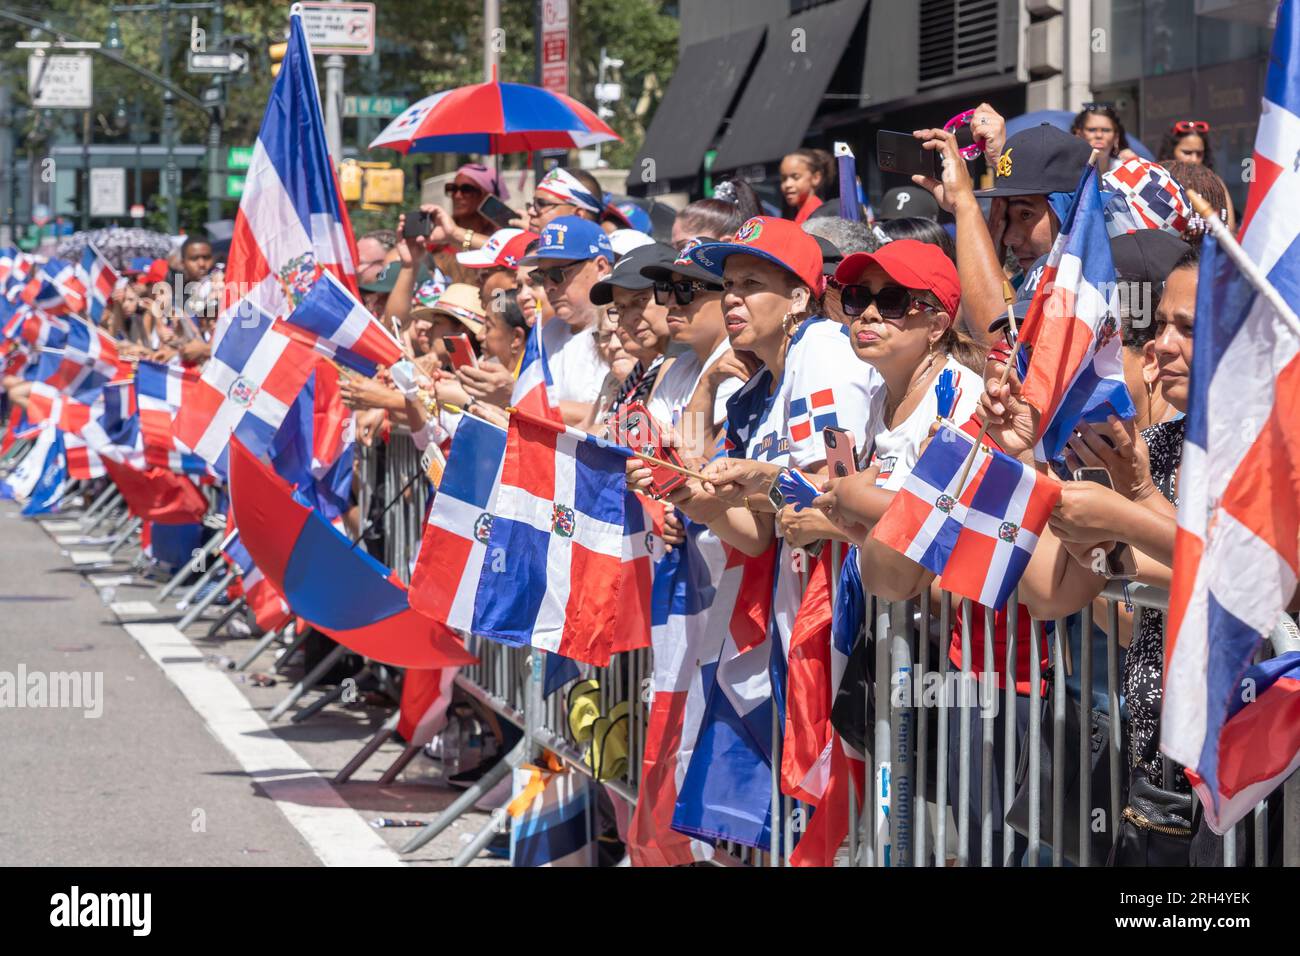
top-left (269, 40), bottom-right (288, 78)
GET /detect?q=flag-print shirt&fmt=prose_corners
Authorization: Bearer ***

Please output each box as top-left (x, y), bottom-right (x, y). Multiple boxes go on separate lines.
top-left (724, 317), bottom-right (881, 654)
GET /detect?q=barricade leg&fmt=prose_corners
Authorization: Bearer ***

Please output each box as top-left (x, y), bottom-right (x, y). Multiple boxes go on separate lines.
top-left (377, 740), bottom-right (423, 785)
top-left (956, 600), bottom-right (972, 866)
top-left (1027, 620), bottom-right (1044, 866)
top-left (272, 624), bottom-right (311, 674)
top-left (106, 515), bottom-right (143, 556)
top-left (77, 484), bottom-right (119, 526)
top-left (452, 811), bottom-right (505, 867)
top-left (1003, 594), bottom-right (1019, 867)
top-left (174, 555), bottom-right (225, 610)
top-left (1285, 770), bottom-right (1300, 866)
top-left (1079, 604), bottom-right (1094, 867)
top-left (334, 711), bottom-right (400, 784)
top-left (290, 664), bottom-right (371, 724)
top-left (399, 738), bottom-right (523, 854)
top-left (158, 529), bottom-right (224, 600)
top-left (175, 566), bottom-right (230, 630)
top-left (205, 596), bottom-right (248, 640)
top-left (238, 620), bottom-right (294, 672)
top-left (85, 498), bottom-right (126, 535)
top-left (1051, 619), bottom-right (1067, 867)
top-left (890, 599), bottom-right (914, 867)
top-left (268, 644), bottom-right (347, 721)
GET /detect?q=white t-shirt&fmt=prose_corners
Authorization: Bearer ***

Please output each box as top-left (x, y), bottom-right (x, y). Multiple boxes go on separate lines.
top-left (543, 318), bottom-right (609, 405)
top-left (725, 318), bottom-right (882, 656)
top-left (646, 337), bottom-right (742, 431)
top-left (866, 359), bottom-right (984, 491)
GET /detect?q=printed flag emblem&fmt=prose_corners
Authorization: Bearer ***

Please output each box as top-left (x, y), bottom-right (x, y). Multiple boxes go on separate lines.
top-left (998, 521), bottom-right (1019, 543)
top-left (228, 376), bottom-right (259, 407)
top-left (788, 388), bottom-right (837, 443)
top-left (473, 512), bottom-right (494, 544)
top-left (552, 503), bottom-right (576, 538)
top-left (936, 494), bottom-right (956, 514)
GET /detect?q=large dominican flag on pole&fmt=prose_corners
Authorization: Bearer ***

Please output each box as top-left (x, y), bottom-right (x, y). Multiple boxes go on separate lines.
top-left (216, 8), bottom-right (359, 351)
top-left (1015, 162), bottom-right (1136, 462)
top-left (1161, 3), bottom-right (1300, 831)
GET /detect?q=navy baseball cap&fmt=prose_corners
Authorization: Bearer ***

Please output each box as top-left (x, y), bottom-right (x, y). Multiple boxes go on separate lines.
top-left (590, 242), bottom-right (677, 305)
top-left (519, 215), bottom-right (614, 264)
top-left (975, 123), bottom-right (1092, 198)
top-left (640, 237), bottom-right (727, 288)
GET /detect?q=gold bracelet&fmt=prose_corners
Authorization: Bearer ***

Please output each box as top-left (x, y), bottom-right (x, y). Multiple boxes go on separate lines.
top-left (462, 229), bottom-right (475, 251)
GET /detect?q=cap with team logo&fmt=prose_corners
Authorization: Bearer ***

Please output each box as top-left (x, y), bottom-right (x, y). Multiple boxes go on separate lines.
top-left (640, 237), bottom-right (727, 288)
top-left (590, 242), bottom-right (678, 305)
top-left (686, 216), bottom-right (824, 293)
top-left (878, 186), bottom-right (940, 221)
top-left (518, 215), bottom-right (614, 265)
top-left (456, 228), bottom-right (540, 269)
top-left (974, 123), bottom-right (1093, 198)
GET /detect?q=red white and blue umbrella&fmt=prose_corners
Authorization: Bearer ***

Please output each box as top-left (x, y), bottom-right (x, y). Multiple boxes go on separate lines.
top-left (369, 78), bottom-right (620, 155)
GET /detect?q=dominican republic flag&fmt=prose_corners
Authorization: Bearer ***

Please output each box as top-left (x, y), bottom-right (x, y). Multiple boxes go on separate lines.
top-left (671, 545), bottom-right (778, 850)
top-left (79, 244), bottom-right (118, 324)
top-left (788, 388), bottom-right (838, 443)
top-left (1163, 5), bottom-right (1300, 832)
top-left (3, 251), bottom-right (33, 303)
top-left (470, 408), bottom-right (632, 666)
top-left (628, 521), bottom-right (730, 866)
top-left (42, 317), bottom-right (129, 402)
top-left (408, 412), bottom-right (509, 631)
top-left (173, 301), bottom-right (317, 475)
top-left (0, 426), bottom-right (58, 501)
top-left (614, 492), bottom-right (666, 654)
top-left (872, 421), bottom-right (1061, 610)
top-left (267, 361), bottom-right (354, 524)
top-left (23, 258), bottom-right (86, 316)
top-left (509, 319), bottom-right (561, 422)
top-left (280, 270), bottom-right (403, 376)
top-left (135, 361), bottom-right (215, 476)
top-left (18, 310), bottom-right (69, 351)
top-left (223, 532), bottom-right (293, 634)
top-left (215, 8), bottom-right (358, 351)
top-left (1016, 162), bottom-right (1136, 462)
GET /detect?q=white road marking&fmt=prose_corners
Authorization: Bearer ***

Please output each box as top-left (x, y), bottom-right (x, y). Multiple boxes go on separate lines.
top-left (123, 622), bottom-right (404, 867)
top-left (40, 520), bottom-right (84, 533)
top-left (110, 601), bottom-right (157, 617)
top-left (69, 550), bottom-right (114, 565)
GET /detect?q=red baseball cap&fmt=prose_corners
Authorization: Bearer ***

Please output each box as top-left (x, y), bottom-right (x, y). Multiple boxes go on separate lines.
top-left (141, 258), bottom-right (171, 286)
top-left (456, 228), bottom-right (540, 270)
top-left (834, 239), bottom-right (961, 316)
top-left (686, 216), bottom-right (824, 294)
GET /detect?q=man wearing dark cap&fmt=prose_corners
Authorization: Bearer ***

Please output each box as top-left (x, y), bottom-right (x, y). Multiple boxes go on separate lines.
top-left (912, 113), bottom-right (1093, 345)
top-left (589, 242), bottom-right (678, 414)
top-left (878, 186), bottom-right (940, 222)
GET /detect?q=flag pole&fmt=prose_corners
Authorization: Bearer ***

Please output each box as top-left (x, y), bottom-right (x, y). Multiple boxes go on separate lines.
top-left (1186, 189), bottom-right (1300, 341)
top-left (955, 148), bottom-right (1102, 496)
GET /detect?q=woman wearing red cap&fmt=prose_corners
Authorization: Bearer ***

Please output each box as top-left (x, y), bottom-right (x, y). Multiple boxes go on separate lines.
top-left (629, 215), bottom-right (881, 657)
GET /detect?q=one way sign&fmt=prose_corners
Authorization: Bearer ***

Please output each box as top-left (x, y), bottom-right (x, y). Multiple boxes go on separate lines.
top-left (187, 50), bottom-right (249, 74)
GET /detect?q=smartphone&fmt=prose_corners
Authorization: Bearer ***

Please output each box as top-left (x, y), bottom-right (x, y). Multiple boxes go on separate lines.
top-left (478, 194), bottom-right (521, 230)
top-left (823, 426), bottom-right (858, 479)
top-left (876, 130), bottom-right (941, 180)
top-left (1072, 467), bottom-right (1136, 577)
top-left (402, 208), bottom-right (433, 240)
top-left (618, 402), bottom-right (687, 499)
top-left (444, 334), bottom-right (478, 370)
top-left (1072, 467), bottom-right (1113, 488)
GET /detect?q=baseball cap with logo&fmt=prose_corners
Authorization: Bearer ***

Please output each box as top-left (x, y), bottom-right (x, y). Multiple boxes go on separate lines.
top-left (879, 186), bottom-right (940, 222)
top-left (456, 228), bottom-right (540, 269)
top-left (590, 242), bottom-right (678, 305)
top-left (834, 239), bottom-right (960, 316)
top-left (686, 216), bottom-right (824, 293)
top-left (518, 215), bottom-right (614, 265)
top-left (974, 123), bottom-right (1093, 198)
top-left (640, 237), bottom-right (727, 288)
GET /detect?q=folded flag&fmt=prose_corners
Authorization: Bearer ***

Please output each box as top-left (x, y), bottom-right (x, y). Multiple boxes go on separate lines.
top-left (397, 668), bottom-right (457, 749)
top-left (135, 360), bottom-right (215, 476)
top-left (102, 456), bottom-right (209, 525)
top-left (43, 316), bottom-right (129, 402)
top-left (1016, 162), bottom-right (1136, 462)
top-left (470, 408), bottom-right (631, 666)
top-left (614, 492), bottom-right (666, 654)
top-left (216, 8), bottom-right (358, 351)
top-left (509, 318), bottom-right (561, 422)
top-left (229, 438), bottom-right (475, 669)
top-left (224, 532), bottom-right (293, 633)
top-left (280, 270), bottom-right (403, 376)
top-left (173, 301), bottom-right (317, 475)
top-left (79, 244), bottom-right (119, 324)
top-left (22, 258), bottom-right (85, 316)
top-left (872, 421), bottom-right (1061, 610)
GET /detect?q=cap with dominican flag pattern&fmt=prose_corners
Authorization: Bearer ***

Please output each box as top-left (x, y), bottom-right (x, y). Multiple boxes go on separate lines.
top-left (456, 228), bottom-right (540, 270)
top-left (685, 216), bottom-right (824, 294)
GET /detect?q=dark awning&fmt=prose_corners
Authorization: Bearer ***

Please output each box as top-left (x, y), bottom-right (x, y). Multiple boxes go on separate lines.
top-left (710, 0), bottom-right (869, 173)
top-left (627, 24), bottom-right (767, 190)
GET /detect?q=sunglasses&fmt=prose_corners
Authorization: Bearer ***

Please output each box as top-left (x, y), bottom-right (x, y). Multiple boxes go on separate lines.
top-left (445, 183), bottom-right (484, 197)
top-left (653, 279), bottom-right (712, 307)
top-left (840, 285), bottom-right (939, 319)
top-left (537, 261), bottom-right (584, 285)
top-left (1172, 120), bottom-right (1211, 134)
top-left (527, 197), bottom-right (568, 214)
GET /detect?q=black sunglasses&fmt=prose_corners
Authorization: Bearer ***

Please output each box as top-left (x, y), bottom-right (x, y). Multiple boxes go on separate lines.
top-left (445, 183), bottom-right (484, 197)
top-left (538, 261), bottom-right (583, 285)
top-left (840, 285), bottom-right (937, 319)
top-left (653, 279), bottom-right (711, 307)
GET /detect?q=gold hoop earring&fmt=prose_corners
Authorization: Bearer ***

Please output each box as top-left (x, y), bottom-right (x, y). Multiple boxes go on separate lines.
top-left (782, 311), bottom-right (800, 337)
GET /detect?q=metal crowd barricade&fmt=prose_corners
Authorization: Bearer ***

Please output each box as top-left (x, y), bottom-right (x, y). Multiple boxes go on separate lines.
top-left (854, 581), bottom-right (1300, 867)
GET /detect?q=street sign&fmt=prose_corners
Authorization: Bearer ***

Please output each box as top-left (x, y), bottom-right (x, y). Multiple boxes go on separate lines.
top-left (90, 168), bottom-right (127, 218)
top-left (227, 146), bottom-right (254, 170)
top-left (130, 204), bottom-right (145, 219)
top-left (343, 95), bottom-right (408, 118)
top-left (299, 2), bottom-right (376, 55)
top-left (540, 0), bottom-right (569, 96)
top-left (28, 54), bottom-right (93, 109)
top-left (226, 176), bottom-right (245, 199)
top-left (186, 50), bottom-right (249, 74)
